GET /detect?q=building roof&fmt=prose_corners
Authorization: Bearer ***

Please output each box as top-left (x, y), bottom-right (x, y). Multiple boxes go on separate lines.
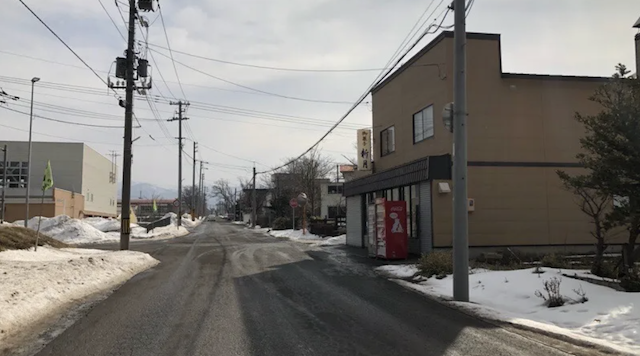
top-left (371, 31), bottom-right (610, 94)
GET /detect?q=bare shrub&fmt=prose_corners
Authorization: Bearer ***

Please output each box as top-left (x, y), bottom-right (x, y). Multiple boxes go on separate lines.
top-left (535, 277), bottom-right (565, 308)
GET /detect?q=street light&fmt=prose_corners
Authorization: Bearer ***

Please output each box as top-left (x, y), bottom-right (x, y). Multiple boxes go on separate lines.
top-left (24, 77), bottom-right (40, 227)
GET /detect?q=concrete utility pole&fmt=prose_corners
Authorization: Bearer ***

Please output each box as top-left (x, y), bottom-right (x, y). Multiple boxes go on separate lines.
top-left (25, 76), bottom-right (40, 227)
top-left (168, 101), bottom-right (189, 227)
top-left (233, 188), bottom-right (237, 221)
top-left (251, 165), bottom-right (257, 228)
top-left (192, 142), bottom-right (197, 220)
top-left (452, 0), bottom-right (469, 302)
top-left (118, 0), bottom-right (138, 250)
top-left (1, 145), bottom-right (6, 223)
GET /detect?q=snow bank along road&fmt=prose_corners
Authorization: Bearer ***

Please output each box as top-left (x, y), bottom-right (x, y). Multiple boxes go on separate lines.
top-left (33, 223), bottom-right (613, 356)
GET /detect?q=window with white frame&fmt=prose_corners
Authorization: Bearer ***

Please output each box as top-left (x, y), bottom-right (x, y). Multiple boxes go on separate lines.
top-left (413, 105), bottom-right (434, 143)
top-left (380, 126), bottom-right (395, 156)
top-left (0, 161), bottom-right (29, 188)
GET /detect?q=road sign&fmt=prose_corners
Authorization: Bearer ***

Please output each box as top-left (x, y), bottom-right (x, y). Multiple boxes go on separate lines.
top-left (289, 198), bottom-right (298, 208)
top-left (172, 199), bottom-right (180, 207)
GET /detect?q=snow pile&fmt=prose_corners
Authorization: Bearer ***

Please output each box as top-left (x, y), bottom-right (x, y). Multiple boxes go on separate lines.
top-left (162, 212), bottom-right (203, 229)
top-left (376, 264), bottom-right (419, 279)
top-left (268, 229), bottom-right (346, 247)
top-left (317, 234), bottom-right (346, 246)
top-left (12, 216), bottom-right (192, 245)
top-left (376, 266), bottom-right (640, 355)
top-left (83, 217), bottom-right (120, 232)
top-left (0, 246), bottom-right (158, 349)
top-left (270, 229), bottom-right (322, 241)
top-left (17, 216), bottom-right (113, 244)
top-left (107, 224), bottom-right (189, 241)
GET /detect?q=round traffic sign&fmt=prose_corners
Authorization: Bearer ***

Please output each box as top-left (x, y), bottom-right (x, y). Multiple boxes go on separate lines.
top-left (289, 198), bottom-right (298, 208)
top-left (172, 199), bottom-right (180, 207)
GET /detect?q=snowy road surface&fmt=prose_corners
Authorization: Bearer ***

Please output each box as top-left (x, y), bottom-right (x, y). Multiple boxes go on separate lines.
top-left (33, 223), bottom-right (611, 356)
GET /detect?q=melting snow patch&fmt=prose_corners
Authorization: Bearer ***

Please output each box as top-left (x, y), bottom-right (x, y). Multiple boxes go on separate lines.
top-left (377, 266), bottom-right (640, 355)
top-left (0, 246), bottom-right (159, 350)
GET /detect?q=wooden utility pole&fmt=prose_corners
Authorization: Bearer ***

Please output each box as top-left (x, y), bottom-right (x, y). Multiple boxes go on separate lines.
top-left (168, 101), bottom-right (189, 227)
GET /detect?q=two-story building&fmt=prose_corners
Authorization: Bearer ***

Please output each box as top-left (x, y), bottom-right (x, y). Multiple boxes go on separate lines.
top-left (344, 31), bottom-right (629, 256)
top-left (0, 141), bottom-right (118, 221)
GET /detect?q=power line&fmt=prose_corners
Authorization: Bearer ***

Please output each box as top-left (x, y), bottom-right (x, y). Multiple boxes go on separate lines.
top-left (257, 4), bottom-right (455, 174)
top-left (17, 0), bottom-right (120, 98)
top-left (146, 43), bottom-right (397, 73)
top-left (98, 0), bottom-right (126, 42)
top-left (0, 106), bottom-right (127, 129)
top-left (148, 48), bottom-right (355, 105)
top-left (0, 76), bottom-right (369, 130)
top-left (157, 2), bottom-right (187, 100)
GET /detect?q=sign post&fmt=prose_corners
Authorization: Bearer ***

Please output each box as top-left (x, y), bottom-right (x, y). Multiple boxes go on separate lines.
top-left (289, 198), bottom-right (298, 230)
top-left (296, 193), bottom-right (308, 235)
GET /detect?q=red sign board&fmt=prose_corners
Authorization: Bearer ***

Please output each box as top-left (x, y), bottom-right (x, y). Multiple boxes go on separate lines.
top-left (289, 198), bottom-right (298, 208)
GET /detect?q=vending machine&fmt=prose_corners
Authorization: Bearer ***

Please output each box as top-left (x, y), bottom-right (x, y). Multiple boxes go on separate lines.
top-left (367, 198), bottom-right (408, 260)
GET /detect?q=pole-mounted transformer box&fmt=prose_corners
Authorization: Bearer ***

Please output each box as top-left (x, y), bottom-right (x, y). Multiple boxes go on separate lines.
top-left (115, 57), bottom-right (126, 79)
top-left (138, 0), bottom-right (154, 11)
top-left (137, 59), bottom-right (149, 77)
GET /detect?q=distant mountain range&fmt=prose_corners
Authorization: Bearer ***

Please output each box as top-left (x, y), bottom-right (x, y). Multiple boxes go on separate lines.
top-left (117, 182), bottom-right (178, 200)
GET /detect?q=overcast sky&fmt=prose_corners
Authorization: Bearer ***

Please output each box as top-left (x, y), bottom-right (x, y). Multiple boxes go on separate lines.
top-left (1, 0), bottom-right (639, 191)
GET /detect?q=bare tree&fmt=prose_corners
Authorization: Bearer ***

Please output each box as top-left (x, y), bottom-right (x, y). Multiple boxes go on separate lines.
top-left (181, 185), bottom-right (198, 213)
top-left (211, 179), bottom-right (235, 213)
top-left (275, 148), bottom-right (333, 216)
top-left (556, 172), bottom-right (612, 275)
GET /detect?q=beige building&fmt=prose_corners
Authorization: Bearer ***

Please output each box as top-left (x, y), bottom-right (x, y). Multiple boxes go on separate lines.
top-left (0, 141), bottom-right (117, 222)
top-left (344, 31), bottom-right (628, 255)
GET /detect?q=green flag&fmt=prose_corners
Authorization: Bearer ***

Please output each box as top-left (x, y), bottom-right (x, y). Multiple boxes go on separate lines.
top-left (152, 199), bottom-right (158, 213)
top-left (42, 160), bottom-right (53, 191)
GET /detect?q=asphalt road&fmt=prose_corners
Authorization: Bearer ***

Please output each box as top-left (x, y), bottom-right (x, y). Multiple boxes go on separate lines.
top-left (33, 222), bottom-right (610, 356)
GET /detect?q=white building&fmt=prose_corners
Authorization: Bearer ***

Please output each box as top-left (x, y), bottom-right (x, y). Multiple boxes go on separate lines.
top-left (0, 141), bottom-right (117, 221)
top-left (319, 180), bottom-right (345, 219)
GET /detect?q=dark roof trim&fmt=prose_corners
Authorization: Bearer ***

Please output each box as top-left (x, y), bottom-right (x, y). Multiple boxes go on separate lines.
top-left (371, 31), bottom-right (500, 94)
top-left (502, 73), bottom-right (610, 82)
top-left (343, 154), bottom-right (452, 197)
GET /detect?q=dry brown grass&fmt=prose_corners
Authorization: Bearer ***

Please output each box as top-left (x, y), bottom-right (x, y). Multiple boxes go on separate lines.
top-left (0, 226), bottom-right (68, 251)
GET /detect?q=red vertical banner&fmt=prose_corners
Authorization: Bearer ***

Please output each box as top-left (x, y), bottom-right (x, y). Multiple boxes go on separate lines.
top-left (385, 201), bottom-right (408, 259)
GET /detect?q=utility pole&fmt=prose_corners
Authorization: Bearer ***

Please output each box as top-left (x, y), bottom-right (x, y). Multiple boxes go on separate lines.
top-left (1, 145), bottom-right (6, 223)
top-left (198, 160), bottom-right (204, 217)
top-left (118, 0), bottom-right (138, 250)
top-left (168, 101), bottom-right (189, 227)
top-left (251, 165), bottom-right (257, 228)
top-left (201, 171), bottom-right (207, 216)
top-left (452, 0), bottom-right (469, 302)
top-left (25, 77), bottom-right (40, 227)
top-left (108, 151), bottom-right (120, 184)
top-left (233, 188), bottom-right (237, 221)
top-left (192, 142), bottom-right (197, 220)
